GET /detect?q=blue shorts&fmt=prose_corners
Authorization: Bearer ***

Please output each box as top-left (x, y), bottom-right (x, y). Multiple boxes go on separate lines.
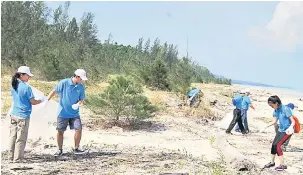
top-left (56, 117), bottom-right (82, 131)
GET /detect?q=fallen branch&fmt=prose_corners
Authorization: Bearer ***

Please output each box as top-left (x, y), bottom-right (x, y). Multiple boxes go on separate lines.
top-left (214, 133), bottom-right (258, 172)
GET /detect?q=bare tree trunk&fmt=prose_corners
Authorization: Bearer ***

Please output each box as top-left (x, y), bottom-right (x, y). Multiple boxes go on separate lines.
top-left (214, 133), bottom-right (258, 172)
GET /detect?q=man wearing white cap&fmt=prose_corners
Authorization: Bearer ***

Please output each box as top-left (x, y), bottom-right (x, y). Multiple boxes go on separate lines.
top-left (235, 89), bottom-right (255, 133)
top-left (226, 90), bottom-right (246, 134)
top-left (47, 69), bottom-right (88, 156)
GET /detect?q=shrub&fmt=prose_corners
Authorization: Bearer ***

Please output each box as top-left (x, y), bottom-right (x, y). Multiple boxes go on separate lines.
top-left (85, 75), bottom-right (157, 123)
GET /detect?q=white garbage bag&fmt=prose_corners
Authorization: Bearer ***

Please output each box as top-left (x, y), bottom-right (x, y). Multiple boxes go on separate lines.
top-left (1, 86), bottom-right (59, 151)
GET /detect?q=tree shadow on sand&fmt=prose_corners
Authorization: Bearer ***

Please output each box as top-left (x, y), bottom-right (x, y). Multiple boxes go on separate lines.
top-left (85, 119), bottom-right (168, 133)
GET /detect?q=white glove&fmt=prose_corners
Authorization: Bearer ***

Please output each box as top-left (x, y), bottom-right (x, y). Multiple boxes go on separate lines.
top-left (38, 96), bottom-right (48, 103)
top-left (285, 126), bottom-right (294, 135)
top-left (72, 103), bottom-right (79, 110)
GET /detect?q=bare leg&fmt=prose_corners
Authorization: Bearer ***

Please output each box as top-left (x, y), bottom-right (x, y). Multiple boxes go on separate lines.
top-left (74, 129), bottom-right (82, 149)
top-left (278, 155), bottom-right (285, 165)
top-left (57, 131), bottom-right (64, 149)
top-left (270, 154), bottom-right (275, 163)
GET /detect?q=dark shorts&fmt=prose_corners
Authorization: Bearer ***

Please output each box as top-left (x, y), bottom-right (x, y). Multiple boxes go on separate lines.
top-left (56, 117), bottom-right (82, 131)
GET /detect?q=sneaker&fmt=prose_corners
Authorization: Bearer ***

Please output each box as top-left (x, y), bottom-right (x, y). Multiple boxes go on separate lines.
top-left (264, 162), bottom-right (275, 168)
top-left (275, 164), bottom-right (287, 171)
top-left (73, 148), bottom-right (87, 155)
top-left (54, 149), bottom-right (63, 156)
top-left (226, 131), bottom-right (232, 134)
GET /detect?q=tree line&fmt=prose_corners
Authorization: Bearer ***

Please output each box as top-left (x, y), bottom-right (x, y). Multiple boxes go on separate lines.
top-left (1, 1), bottom-right (232, 95)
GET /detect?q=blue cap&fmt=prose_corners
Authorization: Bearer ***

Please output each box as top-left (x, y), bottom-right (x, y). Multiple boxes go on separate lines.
top-left (286, 103), bottom-right (295, 110)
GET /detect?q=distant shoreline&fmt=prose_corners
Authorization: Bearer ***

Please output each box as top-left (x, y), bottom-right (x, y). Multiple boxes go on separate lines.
top-left (232, 83), bottom-right (303, 98)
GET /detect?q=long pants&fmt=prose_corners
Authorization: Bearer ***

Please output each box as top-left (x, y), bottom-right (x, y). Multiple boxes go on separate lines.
top-left (271, 131), bottom-right (292, 156)
top-left (226, 109), bottom-right (245, 133)
top-left (274, 123), bottom-right (291, 146)
top-left (8, 115), bottom-right (30, 161)
top-left (235, 109), bottom-right (249, 132)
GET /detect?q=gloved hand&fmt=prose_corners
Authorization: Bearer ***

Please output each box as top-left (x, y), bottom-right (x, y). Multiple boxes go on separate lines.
top-left (72, 103), bottom-right (79, 110)
top-left (285, 126), bottom-right (294, 135)
top-left (38, 96), bottom-right (48, 103)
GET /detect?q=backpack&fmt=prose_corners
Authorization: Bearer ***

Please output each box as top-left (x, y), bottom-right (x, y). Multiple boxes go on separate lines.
top-left (293, 116), bottom-right (301, 133)
top-left (284, 105), bottom-right (301, 133)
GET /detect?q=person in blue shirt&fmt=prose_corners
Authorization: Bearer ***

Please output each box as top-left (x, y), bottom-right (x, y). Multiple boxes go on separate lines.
top-left (225, 90), bottom-right (246, 134)
top-left (187, 88), bottom-right (202, 107)
top-left (47, 69), bottom-right (87, 156)
top-left (262, 96), bottom-right (296, 171)
top-left (275, 103), bottom-right (295, 151)
top-left (9, 66), bottom-right (46, 162)
top-left (234, 89), bottom-right (255, 133)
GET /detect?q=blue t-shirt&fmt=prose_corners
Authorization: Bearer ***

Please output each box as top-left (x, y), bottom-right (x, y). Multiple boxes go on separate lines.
top-left (273, 104), bottom-right (293, 132)
top-left (242, 95), bottom-right (252, 110)
top-left (55, 78), bottom-right (86, 118)
top-left (188, 89), bottom-right (199, 97)
top-left (11, 81), bottom-right (35, 118)
top-left (232, 94), bottom-right (243, 109)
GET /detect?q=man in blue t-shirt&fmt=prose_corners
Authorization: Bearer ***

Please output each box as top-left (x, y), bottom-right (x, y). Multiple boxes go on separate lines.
top-left (235, 89), bottom-right (255, 133)
top-left (226, 90), bottom-right (246, 134)
top-left (47, 69), bottom-right (87, 156)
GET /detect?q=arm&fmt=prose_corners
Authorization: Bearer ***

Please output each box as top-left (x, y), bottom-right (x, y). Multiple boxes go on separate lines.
top-left (285, 106), bottom-right (295, 128)
top-left (47, 89), bottom-right (56, 101)
top-left (27, 86), bottom-right (42, 105)
top-left (73, 85), bottom-right (86, 108)
top-left (78, 85), bottom-right (86, 105)
top-left (47, 80), bottom-right (63, 101)
top-left (30, 98), bottom-right (42, 105)
top-left (289, 116), bottom-right (295, 127)
top-left (263, 117), bottom-right (278, 131)
top-left (247, 97), bottom-right (255, 110)
top-left (77, 100), bottom-right (84, 105)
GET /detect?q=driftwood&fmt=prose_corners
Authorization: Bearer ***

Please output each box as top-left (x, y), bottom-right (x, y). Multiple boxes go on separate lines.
top-left (214, 133), bottom-right (258, 172)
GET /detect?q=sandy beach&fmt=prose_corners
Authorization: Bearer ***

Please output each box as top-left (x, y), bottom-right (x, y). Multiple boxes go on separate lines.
top-left (1, 84), bottom-right (303, 175)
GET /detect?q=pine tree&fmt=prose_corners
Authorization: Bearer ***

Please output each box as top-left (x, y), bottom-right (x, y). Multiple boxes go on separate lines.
top-left (150, 55), bottom-right (169, 90)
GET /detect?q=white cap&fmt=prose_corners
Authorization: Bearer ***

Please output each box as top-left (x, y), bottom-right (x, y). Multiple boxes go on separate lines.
top-left (245, 89), bottom-right (250, 93)
top-left (17, 66), bottom-right (34, 76)
top-left (240, 89), bottom-right (246, 94)
top-left (74, 69), bottom-right (87, 80)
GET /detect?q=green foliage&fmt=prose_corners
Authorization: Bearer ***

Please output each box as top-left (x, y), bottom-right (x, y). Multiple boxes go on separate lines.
top-left (168, 57), bottom-right (193, 98)
top-left (85, 75), bottom-right (157, 121)
top-left (149, 56), bottom-right (169, 90)
top-left (1, 1), bottom-right (232, 91)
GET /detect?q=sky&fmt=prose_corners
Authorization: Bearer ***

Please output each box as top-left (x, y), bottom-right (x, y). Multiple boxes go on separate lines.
top-left (46, 1), bottom-right (303, 91)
